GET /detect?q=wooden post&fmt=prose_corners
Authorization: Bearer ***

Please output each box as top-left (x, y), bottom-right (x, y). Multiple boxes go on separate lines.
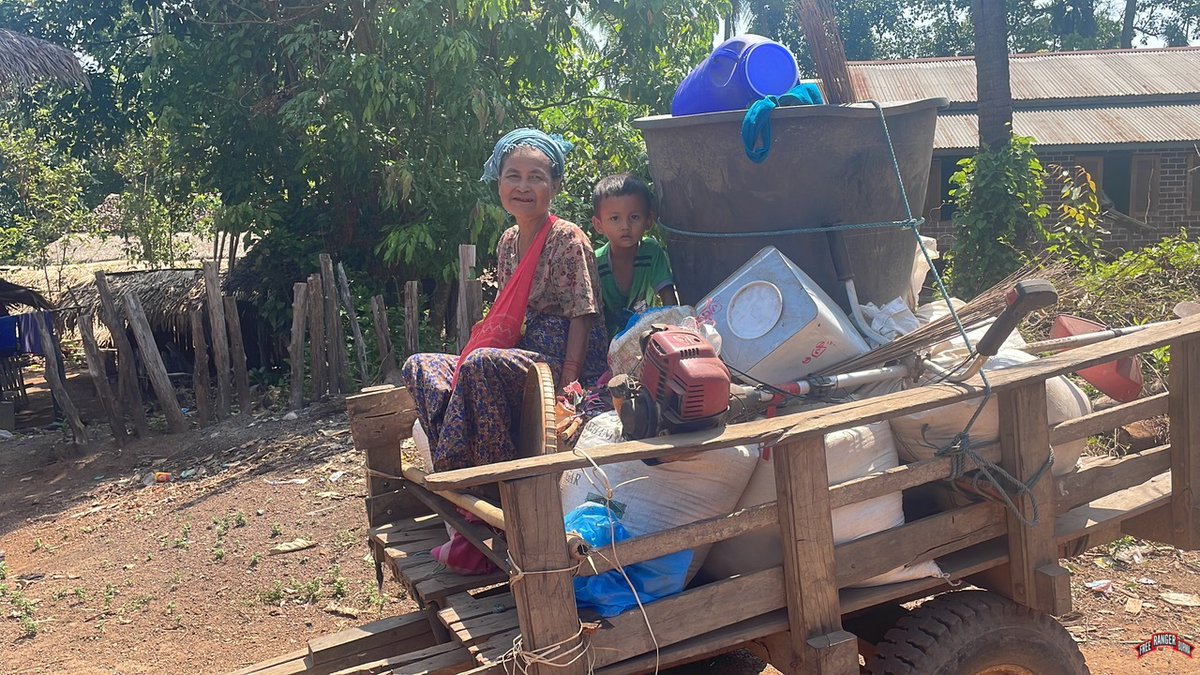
top-left (223, 296), bottom-right (252, 414)
top-left (123, 293), bottom-right (188, 434)
top-left (369, 295), bottom-right (396, 382)
top-left (346, 385), bottom-right (426, 526)
top-left (190, 309), bottom-right (211, 426)
top-left (337, 263), bottom-right (370, 388)
top-left (997, 381), bottom-right (1071, 615)
top-left (95, 272), bottom-right (149, 437)
top-left (320, 254), bottom-right (349, 395)
top-left (456, 245), bottom-right (483, 353)
top-left (79, 313), bottom-right (127, 446)
top-left (289, 282), bottom-right (309, 410)
top-left (772, 435), bottom-right (859, 674)
top-left (307, 274), bottom-right (328, 398)
top-left (795, 0), bottom-right (857, 104)
top-left (202, 261), bottom-right (232, 419)
top-left (37, 314), bottom-right (88, 445)
top-left (1168, 337), bottom-right (1200, 550)
top-left (499, 473), bottom-right (587, 675)
top-left (404, 280), bottom-right (420, 356)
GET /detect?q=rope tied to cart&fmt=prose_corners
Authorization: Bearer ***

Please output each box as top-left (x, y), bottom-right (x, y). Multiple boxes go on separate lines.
top-left (924, 399), bottom-right (1054, 529)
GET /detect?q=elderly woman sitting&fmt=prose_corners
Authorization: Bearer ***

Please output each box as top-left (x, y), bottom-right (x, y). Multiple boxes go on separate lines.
top-left (401, 129), bottom-right (608, 476)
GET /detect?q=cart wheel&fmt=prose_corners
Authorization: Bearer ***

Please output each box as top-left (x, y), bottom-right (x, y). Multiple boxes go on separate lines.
top-left (868, 591), bottom-right (1089, 675)
top-left (516, 362), bottom-right (557, 458)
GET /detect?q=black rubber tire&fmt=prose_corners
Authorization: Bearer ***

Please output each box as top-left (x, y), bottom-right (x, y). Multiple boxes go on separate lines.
top-left (868, 591), bottom-right (1090, 675)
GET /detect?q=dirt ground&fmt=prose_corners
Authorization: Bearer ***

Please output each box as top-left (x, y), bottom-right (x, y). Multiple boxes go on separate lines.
top-left (0, 366), bottom-right (1197, 674)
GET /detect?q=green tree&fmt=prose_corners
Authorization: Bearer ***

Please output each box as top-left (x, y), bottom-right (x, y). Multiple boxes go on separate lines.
top-left (0, 121), bottom-right (91, 293)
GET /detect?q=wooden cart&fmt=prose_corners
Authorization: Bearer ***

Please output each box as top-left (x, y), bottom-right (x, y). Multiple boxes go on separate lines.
top-left (239, 315), bottom-right (1200, 675)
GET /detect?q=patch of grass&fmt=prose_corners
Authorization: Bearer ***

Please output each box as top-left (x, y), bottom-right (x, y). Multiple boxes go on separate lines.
top-left (212, 547), bottom-right (226, 562)
top-left (19, 615), bottom-right (37, 638)
top-left (363, 583), bottom-right (386, 612)
top-left (169, 572), bottom-right (183, 591)
top-left (32, 538), bottom-right (53, 553)
top-left (249, 554), bottom-right (262, 569)
top-left (128, 594), bottom-right (153, 612)
top-left (213, 516), bottom-right (228, 539)
top-left (53, 588), bottom-right (68, 601)
top-left (334, 528), bottom-right (358, 549)
top-left (10, 589), bottom-right (34, 616)
top-left (104, 582), bottom-right (117, 609)
top-left (299, 579), bottom-right (322, 604)
top-left (270, 523), bottom-right (282, 538)
top-left (233, 512), bottom-right (247, 528)
top-left (173, 522), bottom-right (192, 549)
top-left (73, 587), bottom-right (86, 603)
top-left (258, 580), bottom-right (285, 605)
top-left (0, 561), bottom-right (7, 580)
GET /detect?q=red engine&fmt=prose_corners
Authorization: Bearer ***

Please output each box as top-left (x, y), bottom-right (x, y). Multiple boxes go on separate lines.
top-left (619, 325), bottom-right (730, 439)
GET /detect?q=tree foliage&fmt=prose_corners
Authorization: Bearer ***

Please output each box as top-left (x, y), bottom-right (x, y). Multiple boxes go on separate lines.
top-left (0, 0), bottom-right (1193, 332)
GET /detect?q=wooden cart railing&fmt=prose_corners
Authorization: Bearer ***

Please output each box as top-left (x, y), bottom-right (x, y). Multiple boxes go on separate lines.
top-left (348, 314), bottom-right (1200, 675)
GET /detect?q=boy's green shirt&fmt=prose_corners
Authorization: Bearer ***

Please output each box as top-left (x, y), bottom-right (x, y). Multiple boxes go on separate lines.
top-left (595, 236), bottom-right (674, 338)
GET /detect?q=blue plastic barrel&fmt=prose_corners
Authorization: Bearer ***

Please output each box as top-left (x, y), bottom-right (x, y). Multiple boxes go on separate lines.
top-left (671, 35), bottom-right (798, 116)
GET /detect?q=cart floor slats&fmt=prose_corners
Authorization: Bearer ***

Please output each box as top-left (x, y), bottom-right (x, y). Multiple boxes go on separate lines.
top-left (437, 591), bottom-right (521, 661)
top-left (370, 514), bottom-right (508, 607)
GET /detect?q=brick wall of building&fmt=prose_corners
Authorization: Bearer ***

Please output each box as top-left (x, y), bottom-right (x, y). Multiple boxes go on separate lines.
top-left (924, 146), bottom-right (1200, 253)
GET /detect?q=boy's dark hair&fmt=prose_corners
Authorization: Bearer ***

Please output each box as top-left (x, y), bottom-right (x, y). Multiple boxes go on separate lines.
top-left (592, 173), bottom-right (655, 215)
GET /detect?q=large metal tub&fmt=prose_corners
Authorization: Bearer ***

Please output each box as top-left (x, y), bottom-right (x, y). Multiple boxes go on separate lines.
top-left (633, 98), bottom-right (946, 309)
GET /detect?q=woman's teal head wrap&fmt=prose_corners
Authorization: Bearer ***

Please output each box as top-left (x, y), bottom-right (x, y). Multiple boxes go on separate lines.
top-left (481, 128), bottom-right (573, 182)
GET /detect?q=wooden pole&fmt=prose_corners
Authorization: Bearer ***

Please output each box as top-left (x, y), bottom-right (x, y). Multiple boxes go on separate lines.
top-left (202, 261), bottom-right (232, 419)
top-left (336, 262), bottom-right (370, 387)
top-left (307, 274), bottom-right (328, 399)
top-left (319, 254), bottom-right (348, 395)
top-left (499, 474), bottom-right (587, 675)
top-left (123, 292), bottom-right (188, 434)
top-left (190, 309), bottom-right (211, 426)
top-left (223, 296), bottom-right (252, 415)
top-left (796, 0), bottom-right (857, 104)
top-left (370, 295), bottom-right (396, 382)
top-left (289, 282), bottom-right (309, 410)
top-left (997, 381), bottom-right (1071, 616)
top-left (772, 435), bottom-right (859, 673)
top-left (456, 245), bottom-right (482, 353)
top-left (79, 313), bottom-right (127, 446)
top-left (37, 313), bottom-right (88, 445)
top-left (404, 280), bottom-right (420, 356)
top-left (94, 271), bottom-right (149, 437)
top-left (1167, 337), bottom-right (1200, 549)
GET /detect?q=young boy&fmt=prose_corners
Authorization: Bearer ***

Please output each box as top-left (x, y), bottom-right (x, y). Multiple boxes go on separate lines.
top-left (591, 173), bottom-right (679, 338)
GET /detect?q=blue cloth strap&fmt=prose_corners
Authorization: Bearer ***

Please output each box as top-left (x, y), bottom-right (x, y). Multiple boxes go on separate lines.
top-left (741, 83), bottom-right (824, 163)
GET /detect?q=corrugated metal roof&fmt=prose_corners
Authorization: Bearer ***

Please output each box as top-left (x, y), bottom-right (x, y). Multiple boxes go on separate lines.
top-left (850, 47), bottom-right (1200, 104)
top-left (933, 104), bottom-right (1200, 150)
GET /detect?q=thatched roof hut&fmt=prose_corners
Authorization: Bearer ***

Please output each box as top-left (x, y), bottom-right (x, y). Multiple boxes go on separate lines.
top-left (0, 27), bottom-right (87, 89)
top-left (0, 278), bottom-right (52, 314)
top-left (59, 269), bottom-right (207, 346)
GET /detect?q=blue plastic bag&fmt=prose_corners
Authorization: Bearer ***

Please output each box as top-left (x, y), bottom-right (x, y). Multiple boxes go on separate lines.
top-left (565, 502), bottom-right (692, 617)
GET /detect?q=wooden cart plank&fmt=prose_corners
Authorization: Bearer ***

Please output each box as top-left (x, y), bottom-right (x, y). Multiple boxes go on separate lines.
top-left (1049, 392), bottom-right (1168, 446)
top-left (1056, 472), bottom-right (1171, 543)
top-left (425, 315), bottom-right (1200, 491)
top-left (834, 501), bottom-right (1005, 587)
top-left (588, 567), bottom-right (786, 668)
top-left (308, 612), bottom-right (436, 668)
top-left (328, 641), bottom-right (471, 675)
top-left (598, 610), bottom-right (789, 675)
top-left (437, 592), bottom-right (518, 627)
top-left (1057, 445), bottom-right (1171, 513)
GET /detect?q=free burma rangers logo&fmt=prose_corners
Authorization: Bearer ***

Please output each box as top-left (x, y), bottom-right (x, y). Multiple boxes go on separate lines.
top-left (1134, 632), bottom-right (1194, 659)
